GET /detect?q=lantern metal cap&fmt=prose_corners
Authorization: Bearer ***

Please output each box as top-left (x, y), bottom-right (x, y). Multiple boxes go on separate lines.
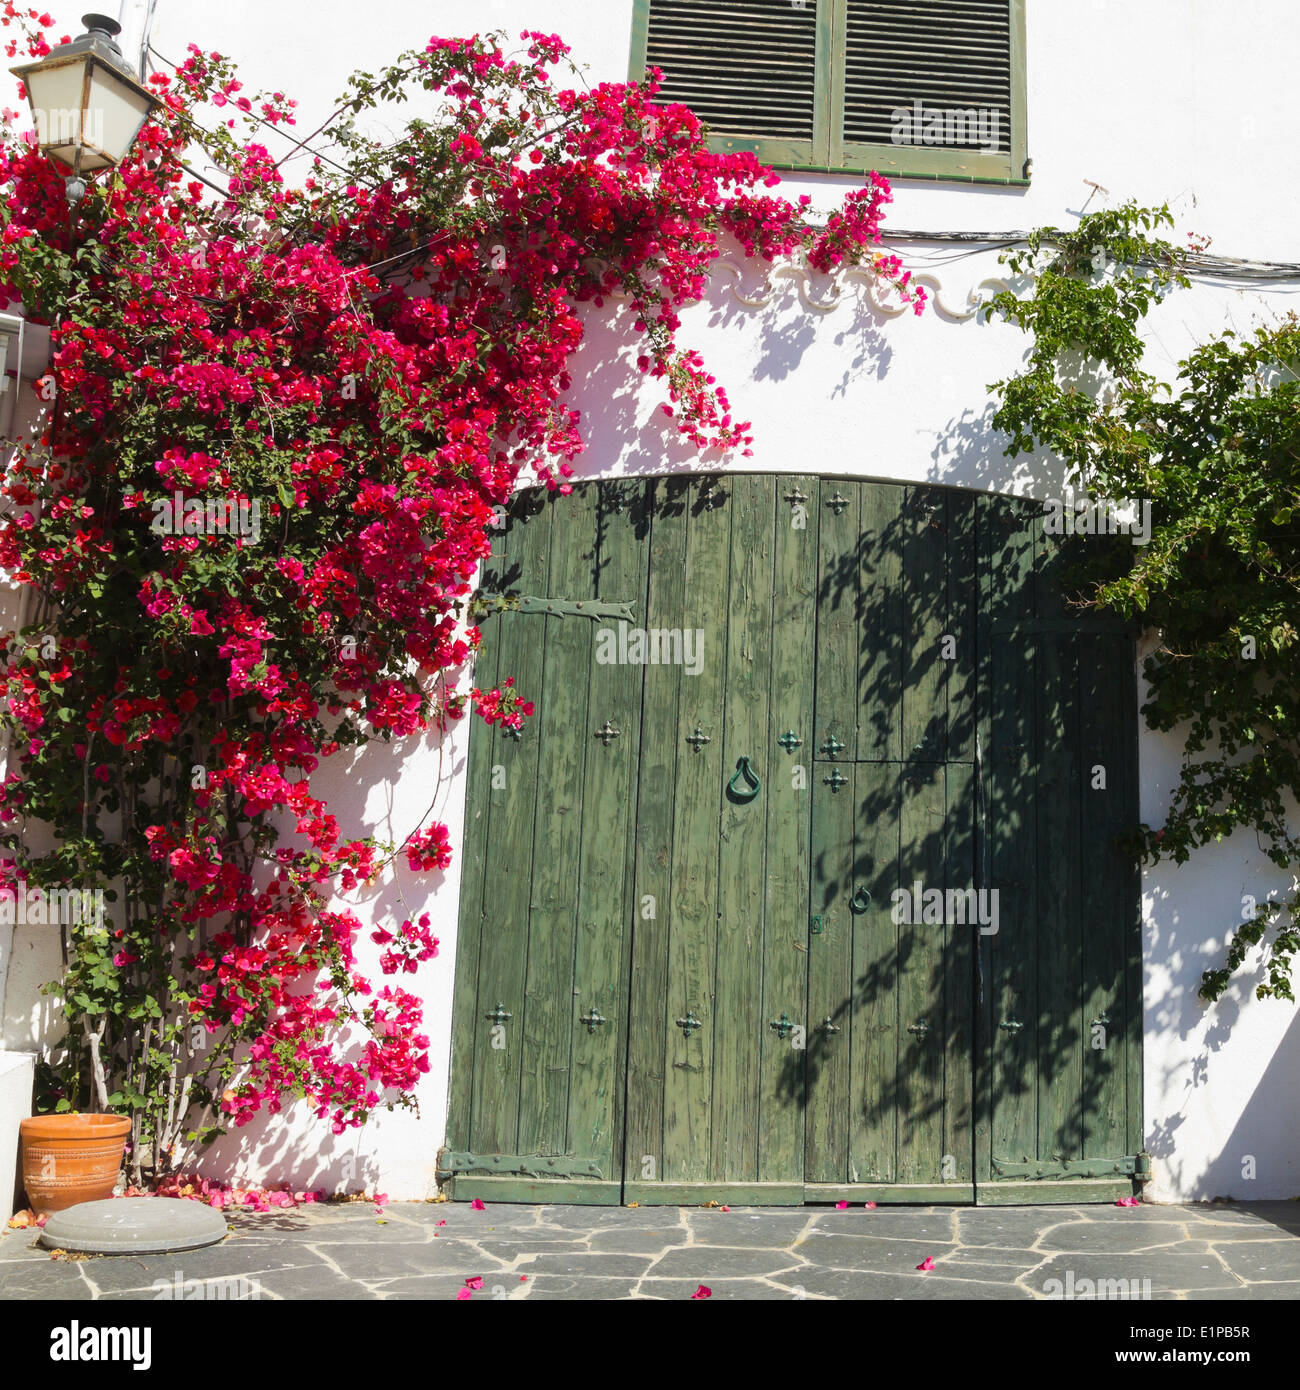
top-left (10, 13), bottom-right (151, 93)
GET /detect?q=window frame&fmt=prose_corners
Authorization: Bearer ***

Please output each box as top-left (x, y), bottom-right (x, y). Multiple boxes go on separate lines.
top-left (628, 0), bottom-right (1029, 185)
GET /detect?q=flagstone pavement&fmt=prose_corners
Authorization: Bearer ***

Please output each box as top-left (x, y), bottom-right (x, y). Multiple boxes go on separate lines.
top-left (3, 1199), bottom-right (1300, 1301)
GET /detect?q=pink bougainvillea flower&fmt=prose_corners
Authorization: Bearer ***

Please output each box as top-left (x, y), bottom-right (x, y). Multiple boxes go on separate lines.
top-left (835, 1201), bottom-right (850, 1210)
top-left (464, 1276), bottom-right (483, 1290)
top-left (719, 1205), bottom-right (730, 1212)
top-left (690, 1284), bottom-right (712, 1300)
top-left (863, 1202), bottom-right (877, 1209)
top-left (1115, 1196), bottom-right (1141, 1207)
top-left (470, 1199), bottom-right (486, 1211)
top-left (456, 1287), bottom-right (472, 1301)
top-left (916, 1256), bottom-right (935, 1272)
top-left (436, 1219), bottom-right (447, 1227)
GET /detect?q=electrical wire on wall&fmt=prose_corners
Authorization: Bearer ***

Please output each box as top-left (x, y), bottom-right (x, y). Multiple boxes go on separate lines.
top-left (877, 228), bottom-right (1300, 286)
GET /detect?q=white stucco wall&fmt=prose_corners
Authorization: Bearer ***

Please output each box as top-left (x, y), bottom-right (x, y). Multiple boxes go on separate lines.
top-left (1, 0), bottom-right (1296, 1202)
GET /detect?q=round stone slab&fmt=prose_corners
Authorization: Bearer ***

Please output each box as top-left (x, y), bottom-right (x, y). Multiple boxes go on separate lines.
top-left (40, 1198), bottom-right (227, 1255)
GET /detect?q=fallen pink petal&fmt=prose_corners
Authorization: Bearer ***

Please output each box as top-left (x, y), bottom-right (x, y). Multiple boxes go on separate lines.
top-left (916, 1256), bottom-right (935, 1272)
top-left (691, 1284), bottom-right (713, 1299)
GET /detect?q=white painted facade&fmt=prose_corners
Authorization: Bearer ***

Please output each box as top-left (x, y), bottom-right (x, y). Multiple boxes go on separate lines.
top-left (1, 0), bottom-right (1297, 1205)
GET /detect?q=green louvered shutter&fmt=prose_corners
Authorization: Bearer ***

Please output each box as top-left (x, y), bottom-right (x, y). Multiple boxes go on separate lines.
top-left (832, 0), bottom-right (1025, 179)
top-left (630, 0), bottom-right (833, 166)
top-left (630, 0), bottom-right (1026, 179)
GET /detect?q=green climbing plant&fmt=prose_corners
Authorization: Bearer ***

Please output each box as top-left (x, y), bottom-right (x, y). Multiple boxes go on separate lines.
top-left (984, 201), bottom-right (1300, 1002)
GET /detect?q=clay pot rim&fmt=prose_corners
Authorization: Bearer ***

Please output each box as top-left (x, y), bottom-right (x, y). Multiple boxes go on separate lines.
top-left (19, 1112), bottom-right (131, 1138)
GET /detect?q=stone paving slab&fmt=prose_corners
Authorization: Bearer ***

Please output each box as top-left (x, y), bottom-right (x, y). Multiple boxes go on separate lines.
top-left (687, 1211), bottom-right (810, 1246)
top-left (587, 1228), bottom-right (689, 1253)
top-left (519, 1276), bottom-right (639, 1300)
top-left (1034, 1249), bottom-right (1238, 1294)
top-left (944, 1245), bottom-right (1042, 1267)
top-left (2, 1199), bottom-right (1298, 1301)
top-left (1213, 1240), bottom-right (1300, 1282)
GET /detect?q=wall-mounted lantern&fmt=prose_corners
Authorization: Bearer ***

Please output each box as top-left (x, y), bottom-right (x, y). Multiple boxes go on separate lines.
top-left (10, 13), bottom-right (162, 205)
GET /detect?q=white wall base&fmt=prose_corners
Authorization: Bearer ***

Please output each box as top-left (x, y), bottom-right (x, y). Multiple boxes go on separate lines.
top-left (0, 1051), bottom-right (34, 1218)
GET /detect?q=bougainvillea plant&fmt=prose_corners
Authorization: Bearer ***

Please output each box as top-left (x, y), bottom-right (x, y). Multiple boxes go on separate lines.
top-left (0, 13), bottom-right (921, 1177)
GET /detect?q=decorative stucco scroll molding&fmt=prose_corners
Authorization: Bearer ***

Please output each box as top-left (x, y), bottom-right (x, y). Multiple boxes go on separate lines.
top-left (705, 255), bottom-right (1014, 320)
top-left (583, 253), bottom-right (1016, 321)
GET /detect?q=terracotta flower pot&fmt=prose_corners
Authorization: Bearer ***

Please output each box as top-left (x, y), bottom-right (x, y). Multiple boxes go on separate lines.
top-left (19, 1113), bottom-right (131, 1216)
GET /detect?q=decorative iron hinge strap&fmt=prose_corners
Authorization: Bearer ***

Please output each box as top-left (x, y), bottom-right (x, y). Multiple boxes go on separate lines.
top-left (990, 1155), bottom-right (1141, 1180)
top-left (470, 593), bottom-right (634, 622)
top-left (438, 1152), bottom-right (603, 1179)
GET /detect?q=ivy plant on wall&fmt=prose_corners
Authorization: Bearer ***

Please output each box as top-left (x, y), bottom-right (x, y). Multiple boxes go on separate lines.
top-left (985, 203), bottom-right (1300, 1002)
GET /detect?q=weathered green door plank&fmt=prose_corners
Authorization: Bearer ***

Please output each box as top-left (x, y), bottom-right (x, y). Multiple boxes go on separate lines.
top-left (446, 516), bottom-right (508, 1150)
top-left (760, 474), bottom-right (817, 1183)
top-left (814, 478), bottom-right (860, 762)
top-left (450, 1177), bottom-right (621, 1205)
top-left (805, 755), bottom-right (855, 1182)
top-left (945, 491), bottom-right (978, 762)
top-left (713, 474), bottom-right (774, 1181)
top-left (662, 477), bottom-right (731, 1183)
top-left (896, 760), bottom-right (948, 1183)
top-left (1078, 632), bottom-right (1132, 1162)
top-left (807, 1182), bottom-right (975, 1205)
top-left (977, 1178), bottom-right (1136, 1206)
top-left (857, 482), bottom-right (903, 762)
top-left (623, 1180), bottom-right (805, 1206)
top-left (517, 486), bottom-right (596, 1155)
top-left (470, 489), bottom-right (552, 1156)
top-left (943, 759), bottom-right (976, 1183)
top-left (902, 486), bottom-right (950, 764)
top-left (1120, 630), bottom-right (1144, 1161)
top-left (979, 494), bottom-right (1041, 1185)
top-left (624, 478), bottom-right (688, 1190)
top-left (848, 761), bottom-right (901, 1183)
top-left (566, 482), bottom-right (648, 1176)
top-left (1033, 524), bottom-right (1084, 1164)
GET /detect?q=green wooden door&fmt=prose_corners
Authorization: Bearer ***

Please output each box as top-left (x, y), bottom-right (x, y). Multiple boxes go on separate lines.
top-left (444, 481), bottom-right (650, 1203)
top-left (444, 475), bottom-right (1143, 1205)
top-left (623, 473), bottom-right (818, 1204)
top-left (804, 481), bottom-right (977, 1202)
top-left (976, 495), bottom-right (1144, 1204)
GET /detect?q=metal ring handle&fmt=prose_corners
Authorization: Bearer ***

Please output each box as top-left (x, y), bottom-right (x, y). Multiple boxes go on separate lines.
top-left (850, 887), bottom-right (872, 914)
top-left (726, 756), bottom-right (762, 803)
